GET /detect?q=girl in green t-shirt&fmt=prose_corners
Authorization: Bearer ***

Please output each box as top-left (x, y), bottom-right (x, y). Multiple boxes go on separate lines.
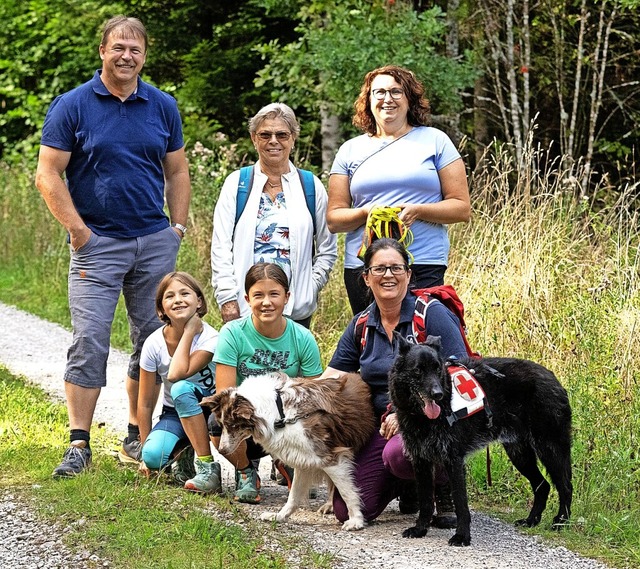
top-left (212, 263), bottom-right (322, 503)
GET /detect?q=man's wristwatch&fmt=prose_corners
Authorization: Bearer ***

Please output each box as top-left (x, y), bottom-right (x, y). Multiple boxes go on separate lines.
top-left (171, 222), bottom-right (187, 236)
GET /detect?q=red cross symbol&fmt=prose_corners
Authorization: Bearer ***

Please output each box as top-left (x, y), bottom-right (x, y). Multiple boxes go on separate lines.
top-left (452, 369), bottom-right (479, 401)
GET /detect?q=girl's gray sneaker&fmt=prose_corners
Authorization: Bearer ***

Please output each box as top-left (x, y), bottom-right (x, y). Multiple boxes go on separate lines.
top-left (184, 458), bottom-right (222, 494)
top-left (118, 436), bottom-right (141, 464)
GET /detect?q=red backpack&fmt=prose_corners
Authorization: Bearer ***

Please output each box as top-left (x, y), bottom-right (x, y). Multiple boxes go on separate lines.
top-left (355, 285), bottom-right (480, 358)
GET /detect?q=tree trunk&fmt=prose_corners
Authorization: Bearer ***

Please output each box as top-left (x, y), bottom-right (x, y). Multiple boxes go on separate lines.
top-left (505, 0), bottom-right (523, 163)
top-left (320, 104), bottom-right (340, 174)
top-left (582, 3), bottom-right (616, 198)
top-left (474, 75), bottom-right (491, 167)
top-left (446, 0), bottom-right (462, 145)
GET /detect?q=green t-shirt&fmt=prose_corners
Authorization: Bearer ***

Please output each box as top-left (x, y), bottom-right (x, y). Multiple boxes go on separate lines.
top-left (213, 316), bottom-right (323, 385)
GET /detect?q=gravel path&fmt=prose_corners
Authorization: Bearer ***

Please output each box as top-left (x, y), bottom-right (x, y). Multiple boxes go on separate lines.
top-left (0, 301), bottom-right (614, 569)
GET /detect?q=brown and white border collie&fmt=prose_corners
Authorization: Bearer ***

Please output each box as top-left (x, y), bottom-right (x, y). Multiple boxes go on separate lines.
top-left (201, 372), bottom-right (376, 530)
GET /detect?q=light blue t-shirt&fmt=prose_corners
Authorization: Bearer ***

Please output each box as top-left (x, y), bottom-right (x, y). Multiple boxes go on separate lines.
top-left (330, 126), bottom-right (461, 269)
top-left (214, 316), bottom-right (323, 385)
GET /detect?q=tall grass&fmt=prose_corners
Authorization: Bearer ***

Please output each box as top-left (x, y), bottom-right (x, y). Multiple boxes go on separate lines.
top-left (0, 138), bottom-right (638, 567)
top-left (450, 143), bottom-right (640, 566)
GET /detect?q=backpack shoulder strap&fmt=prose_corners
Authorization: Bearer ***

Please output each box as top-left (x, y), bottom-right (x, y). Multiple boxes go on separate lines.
top-left (296, 168), bottom-right (316, 234)
top-left (411, 286), bottom-right (480, 358)
top-left (412, 291), bottom-right (436, 344)
top-left (236, 166), bottom-right (315, 233)
top-left (235, 166), bottom-right (255, 225)
top-left (354, 305), bottom-right (374, 354)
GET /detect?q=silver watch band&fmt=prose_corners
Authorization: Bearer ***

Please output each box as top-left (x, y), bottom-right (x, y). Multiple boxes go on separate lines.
top-left (171, 222), bottom-right (187, 235)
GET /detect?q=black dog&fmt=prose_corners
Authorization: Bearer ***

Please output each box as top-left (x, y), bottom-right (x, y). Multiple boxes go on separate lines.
top-left (388, 334), bottom-right (572, 546)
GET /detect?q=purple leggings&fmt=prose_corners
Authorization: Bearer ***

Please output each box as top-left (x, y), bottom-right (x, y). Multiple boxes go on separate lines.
top-left (333, 432), bottom-right (448, 523)
top-left (333, 432), bottom-right (410, 523)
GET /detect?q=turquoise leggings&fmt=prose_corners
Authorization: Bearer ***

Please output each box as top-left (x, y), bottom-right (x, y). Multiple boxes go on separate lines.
top-left (141, 380), bottom-right (212, 469)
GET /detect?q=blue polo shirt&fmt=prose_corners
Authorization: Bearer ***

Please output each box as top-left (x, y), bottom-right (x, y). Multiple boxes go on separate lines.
top-left (328, 290), bottom-right (468, 418)
top-left (40, 71), bottom-right (185, 238)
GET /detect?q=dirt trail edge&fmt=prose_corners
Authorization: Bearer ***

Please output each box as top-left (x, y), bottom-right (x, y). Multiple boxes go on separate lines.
top-left (0, 301), bottom-right (611, 569)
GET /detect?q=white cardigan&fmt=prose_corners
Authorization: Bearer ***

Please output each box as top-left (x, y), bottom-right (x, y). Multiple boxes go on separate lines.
top-left (211, 161), bottom-right (337, 320)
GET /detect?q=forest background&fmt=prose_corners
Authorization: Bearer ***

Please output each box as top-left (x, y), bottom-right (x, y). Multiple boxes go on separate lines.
top-left (1, 0), bottom-right (639, 567)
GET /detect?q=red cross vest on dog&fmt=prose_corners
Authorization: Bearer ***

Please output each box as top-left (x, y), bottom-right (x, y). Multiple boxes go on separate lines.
top-left (445, 363), bottom-right (490, 426)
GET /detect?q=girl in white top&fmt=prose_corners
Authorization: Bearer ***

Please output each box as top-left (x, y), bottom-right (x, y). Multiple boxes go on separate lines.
top-left (137, 271), bottom-right (221, 494)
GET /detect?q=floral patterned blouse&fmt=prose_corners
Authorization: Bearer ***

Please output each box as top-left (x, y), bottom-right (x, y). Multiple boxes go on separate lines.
top-left (254, 191), bottom-right (291, 281)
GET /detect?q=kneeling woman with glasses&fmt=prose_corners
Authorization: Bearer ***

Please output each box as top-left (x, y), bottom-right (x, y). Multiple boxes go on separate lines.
top-left (211, 103), bottom-right (337, 329)
top-left (320, 238), bottom-right (469, 527)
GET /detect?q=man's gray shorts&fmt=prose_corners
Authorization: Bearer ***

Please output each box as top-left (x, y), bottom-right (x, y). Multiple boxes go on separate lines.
top-left (64, 226), bottom-right (181, 388)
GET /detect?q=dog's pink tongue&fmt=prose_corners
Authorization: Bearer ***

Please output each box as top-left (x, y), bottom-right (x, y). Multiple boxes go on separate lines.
top-left (424, 401), bottom-right (441, 419)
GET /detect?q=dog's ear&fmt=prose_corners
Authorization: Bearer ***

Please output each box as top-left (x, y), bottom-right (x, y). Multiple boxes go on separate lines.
top-left (232, 394), bottom-right (254, 422)
top-left (200, 389), bottom-right (227, 417)
top-left (425, 335), bottom-right (442, 352)
top-left (200, 393), bottom-right (217, 409)
top-left (394, 331), bottom-right (413, 355)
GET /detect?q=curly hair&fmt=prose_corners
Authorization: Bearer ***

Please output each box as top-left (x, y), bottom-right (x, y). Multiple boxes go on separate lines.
top-left (352, 65), bottom-right (431, 136)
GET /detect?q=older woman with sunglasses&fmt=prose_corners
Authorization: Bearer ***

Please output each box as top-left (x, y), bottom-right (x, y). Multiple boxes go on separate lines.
top-left (212, 103), bottom-right (337, 329)
top-left (327, 65), bottom-right (470, 315)
top-left (321, 237), bottom-right (468, 527)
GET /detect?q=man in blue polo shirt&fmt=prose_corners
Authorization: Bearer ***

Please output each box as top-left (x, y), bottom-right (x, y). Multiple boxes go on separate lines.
top-left (35, 16), bottom-right (191, 477)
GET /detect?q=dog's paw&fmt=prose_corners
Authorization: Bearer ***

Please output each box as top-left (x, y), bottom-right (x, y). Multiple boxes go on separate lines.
top-left (448, 533), bottom-right (470, 546)
top-left (514, 515), bottom-right (540, 528)
top-left (260, 511), bottom-right (281, 523)
top-left (317, 501), bottom-right (334, 515)
top-left (551, 515), bottom-right (570, 531)
top-left (402, 526), bottom-right (429, 538)
top-left (341, 517), bottom-right (365, 531)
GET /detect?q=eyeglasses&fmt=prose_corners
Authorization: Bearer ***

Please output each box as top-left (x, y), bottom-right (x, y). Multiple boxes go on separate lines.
top-left (371, 88), bottom-right (404, 100)
top-left (256, 131), bottom-right (291, 141)
top-left (365, 264), bottom-right (408, 276)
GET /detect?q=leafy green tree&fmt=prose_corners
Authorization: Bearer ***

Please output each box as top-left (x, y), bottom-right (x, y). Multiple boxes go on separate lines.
top-left (468, 0), bottom-right (640, 190)
top-left (256, 0), bottom-right (475, 117)
top-left (177, 5), bottom-right (298, 143)
top-left (0, 0), bottom-right (287, 160)
top-left (254, 0), bottom-right (477, 167)
top-left (0, 0), bottom-right (124, 160)
top-left (117, 0), bottom-right (299, 144)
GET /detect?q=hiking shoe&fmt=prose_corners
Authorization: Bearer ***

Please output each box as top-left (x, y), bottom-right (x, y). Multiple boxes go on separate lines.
top-left (398, 480), bottom-right (420, 515)
top-left (118, 436), bottom-right (141, 464)
top-left (172, 445), bottom-right (196, 485)
top-left (433, 483), bottom-right (457, 528)
top-left (234, 465), bottom-right (261, 504)
top-left (52, 445), bottom-right (92, 478)
top-left (184, 459), bottom-right (222, 494)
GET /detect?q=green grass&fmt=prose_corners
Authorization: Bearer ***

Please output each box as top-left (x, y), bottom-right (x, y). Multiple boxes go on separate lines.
top-left (2, 142), bottom-right (640, 567)
top-left (0, 367), bottom-right (333, 569)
